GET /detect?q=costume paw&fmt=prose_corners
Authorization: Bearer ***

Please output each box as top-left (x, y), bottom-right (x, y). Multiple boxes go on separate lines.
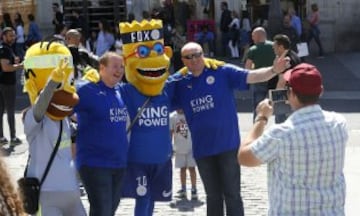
top-left (51, 58), bottom-right (69, 83)
top-left (204, 58), bottom-right (225, 70)
top-left (82, 66), bottom-right (100, 83)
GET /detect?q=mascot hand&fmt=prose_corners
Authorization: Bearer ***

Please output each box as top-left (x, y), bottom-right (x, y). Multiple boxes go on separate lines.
top-left (82, 66), bottom-right (100, 83)
top-left (51, 58), bottom-right (69, 83)
top-left (204, 58), bottom-right (225, 70)
top-left (178, 67), bottom-right (188, 76)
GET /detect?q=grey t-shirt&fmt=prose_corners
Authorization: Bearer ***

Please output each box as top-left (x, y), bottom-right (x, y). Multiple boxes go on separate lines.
top-left (24, 108), bottom-right (78, 191)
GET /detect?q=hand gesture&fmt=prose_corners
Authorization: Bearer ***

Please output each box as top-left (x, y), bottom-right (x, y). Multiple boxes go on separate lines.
top-left (51, 58), bottom-right (69, 83)
top-left (272, 50), bottom-right (290, 74)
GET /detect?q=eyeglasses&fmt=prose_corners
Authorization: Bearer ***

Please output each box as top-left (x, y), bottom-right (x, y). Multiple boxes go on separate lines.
top-left (182, 52), bottom-right (203, 60)
top-left (124, 42), bottom-right (164, 60)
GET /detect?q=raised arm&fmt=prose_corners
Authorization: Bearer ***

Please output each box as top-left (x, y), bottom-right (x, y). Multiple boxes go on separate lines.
top-left (246, 51), bottom-right (289, 84)
top-left (33, 59), bottom-right (68, 122)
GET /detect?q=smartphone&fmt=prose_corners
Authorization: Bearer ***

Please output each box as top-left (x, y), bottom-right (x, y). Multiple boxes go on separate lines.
top-left (269, 89), bottom-right (291, 115)
top-left (269, 89), bottom-right (288, 102)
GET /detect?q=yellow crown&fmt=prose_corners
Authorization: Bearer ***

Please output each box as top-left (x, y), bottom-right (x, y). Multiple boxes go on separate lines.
top-left (119, 19), bottom-right (163, 34)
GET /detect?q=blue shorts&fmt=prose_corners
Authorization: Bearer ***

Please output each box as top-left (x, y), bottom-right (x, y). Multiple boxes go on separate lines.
top-left (121, 159), bottom-right (172, 201)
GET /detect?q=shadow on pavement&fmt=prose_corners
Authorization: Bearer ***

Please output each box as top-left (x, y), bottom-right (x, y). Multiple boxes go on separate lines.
top-left (169, 198), bottom-right (204, 212)
top-left (0, 143), bottom-right (27, 157)
top-left (1, 145), bottom-right (16, 156)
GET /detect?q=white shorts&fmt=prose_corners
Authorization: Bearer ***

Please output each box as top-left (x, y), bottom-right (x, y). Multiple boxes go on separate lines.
top-left (174, 152), bottom-right (196, 168)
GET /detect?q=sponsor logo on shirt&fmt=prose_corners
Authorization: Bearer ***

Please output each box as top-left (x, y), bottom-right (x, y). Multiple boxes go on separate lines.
top-left (206, 75), bottom-right (215, 85)
top-left (109, 107), bottom-right (128, 122)
top-left (97, 90), bottom-right (106, 96)
top-left (138, 106), bottom-right (168, 127)
top-left (190, 95), bottom-right (214, 113)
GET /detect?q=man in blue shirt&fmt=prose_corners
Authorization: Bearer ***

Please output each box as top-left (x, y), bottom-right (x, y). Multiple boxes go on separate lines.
top-left (170, 42), bottom-right (288, 216)
top-left (75, 52), bottom-right (128, 216)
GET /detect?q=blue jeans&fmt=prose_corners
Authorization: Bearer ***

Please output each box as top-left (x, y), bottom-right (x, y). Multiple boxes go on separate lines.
top-left (15, 43), bottom-right (25, 60)
top-left (307, 25), bottom-right (324, 56)
top-left (251, 83), bottom-right (268, 122)
top-left (221, 32), bottom-right (230, 57)
top-left (79, 166), bottom-right (126, 216)
top-left (196, 149), bottom-right (244, 216)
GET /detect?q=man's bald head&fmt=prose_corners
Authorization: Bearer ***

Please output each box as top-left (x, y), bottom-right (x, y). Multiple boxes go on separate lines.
top-left (65, 29), bottom-right (81, 46)
top-left (180, 42), bottom-right (205, 77)
top-left (181, 42), bottom-right (203, 54)
top-left (252, 27), bottom-right (267, 44)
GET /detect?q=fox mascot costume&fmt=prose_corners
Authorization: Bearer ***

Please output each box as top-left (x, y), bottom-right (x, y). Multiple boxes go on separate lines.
top-left (117, 19), bottom-right (223, 215)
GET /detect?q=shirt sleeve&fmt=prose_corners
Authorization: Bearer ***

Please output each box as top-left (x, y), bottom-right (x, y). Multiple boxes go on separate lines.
top-left (74, 82), bottom-right (92, 113)
top-left (0, 46), bottom-right (9, 59)
top-left (224, 64), bottom-right (249, 90)
top-left (250, 127), bottom-right (281, 163)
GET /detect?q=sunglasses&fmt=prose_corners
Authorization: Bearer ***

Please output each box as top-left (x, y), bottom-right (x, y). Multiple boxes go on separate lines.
top-left (182, 52), bottom-right (203, 60)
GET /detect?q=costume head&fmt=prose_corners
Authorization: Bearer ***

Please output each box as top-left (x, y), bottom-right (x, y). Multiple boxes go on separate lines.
top-left (23, 40), bottom-right (79, 120)
top-left (119, 19), bottom-right (172, 96)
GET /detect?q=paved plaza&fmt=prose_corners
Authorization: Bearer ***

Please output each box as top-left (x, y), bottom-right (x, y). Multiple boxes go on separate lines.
top-left (2, 112), bottom-right (360, 216)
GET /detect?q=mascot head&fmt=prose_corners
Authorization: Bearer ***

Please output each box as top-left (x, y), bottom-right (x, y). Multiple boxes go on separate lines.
top-left (23, 40), bottom-right (79, 120)
top-left (119, 19), bottom-right (172, 96)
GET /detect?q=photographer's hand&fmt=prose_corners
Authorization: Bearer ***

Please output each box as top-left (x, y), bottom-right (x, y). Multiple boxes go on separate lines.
top-left (256, 98), bottom-right (273, 121)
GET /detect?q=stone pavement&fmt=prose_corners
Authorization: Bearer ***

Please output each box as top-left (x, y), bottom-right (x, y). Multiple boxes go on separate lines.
top-left (2, 112), bottom-right (360, 216)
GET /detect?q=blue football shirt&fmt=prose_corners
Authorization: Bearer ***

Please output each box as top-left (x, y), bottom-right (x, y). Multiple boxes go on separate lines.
top-left (171, 64), bottom-right (249, 159)
top-left (120, 84), bottom-right (172, 163)
top-left (74, 80), bottom-right (128, 168)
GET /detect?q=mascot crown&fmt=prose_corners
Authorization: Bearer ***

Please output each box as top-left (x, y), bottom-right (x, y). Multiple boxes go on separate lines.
top-left (119, 19), bottom-right (164, 45)
top-left (120, 19), bottom-right (163, 34)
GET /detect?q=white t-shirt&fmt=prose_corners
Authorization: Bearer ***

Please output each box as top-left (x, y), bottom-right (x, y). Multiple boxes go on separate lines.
top-left (170, 112), bottom-right (192, 154)
top-left (229, 18), bottom-right (240, 30)
top-left (241, 18), bottom-right (251, 32)
top-left (16, 25), bottom-right (25, 43)
top-left (24, 108), bottom-right (78, 191)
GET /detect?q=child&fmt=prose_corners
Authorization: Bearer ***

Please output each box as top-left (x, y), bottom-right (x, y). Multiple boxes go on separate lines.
top-left (170, 109), bottom-right (198, 200)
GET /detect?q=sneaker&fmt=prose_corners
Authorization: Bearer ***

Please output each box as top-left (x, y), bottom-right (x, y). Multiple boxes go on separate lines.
top-left (10, 137), bottom-right (22, 146)
top-left (175, 189), bottom-right (186, 199)
top-left (191, 189), bottom-right (198, 200)
top-left (176, 189), bottom-right (184, 194)
top-left (0, 137), bottom-right (8, 145)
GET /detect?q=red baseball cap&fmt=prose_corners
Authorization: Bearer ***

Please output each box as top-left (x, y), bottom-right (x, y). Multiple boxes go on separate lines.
top-left (283, 63), bottom-right (323, 95)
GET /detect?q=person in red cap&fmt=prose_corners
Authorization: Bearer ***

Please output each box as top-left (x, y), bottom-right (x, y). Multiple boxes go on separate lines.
top-left (238, 63), bottom-right (348, 215)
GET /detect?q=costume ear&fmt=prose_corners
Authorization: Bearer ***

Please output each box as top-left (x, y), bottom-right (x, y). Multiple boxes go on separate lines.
top-left (164, 46), bottom-right (173, 59)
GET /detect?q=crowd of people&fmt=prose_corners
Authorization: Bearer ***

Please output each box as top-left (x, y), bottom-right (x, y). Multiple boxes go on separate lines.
top-left (0, 1), bottom-right (348, 216)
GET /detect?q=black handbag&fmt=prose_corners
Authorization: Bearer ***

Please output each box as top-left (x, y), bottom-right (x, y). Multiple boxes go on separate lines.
top-left (18, 120), bottom-right (63, 214)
